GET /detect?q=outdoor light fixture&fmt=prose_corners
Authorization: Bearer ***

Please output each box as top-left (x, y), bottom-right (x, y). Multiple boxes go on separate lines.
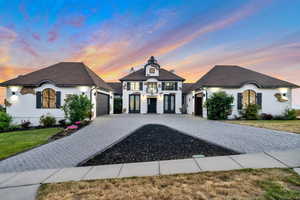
top-left (78, 86), bottom-right (89, 93)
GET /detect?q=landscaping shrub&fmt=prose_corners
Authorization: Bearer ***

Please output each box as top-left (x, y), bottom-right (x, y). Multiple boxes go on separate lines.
top-left (273, 115), bottom-right (286, 120)
top-left (240, 104), bottom-right (260, 120)
top-left (40, 114), bottom-right (56, 127)
top-left (205, 92), bottom-right (234, 120)
top-left (0, 105), bottom-right (5, 112)
top-left (260, 113), bottom-right (273, 120)
top-left (283, 108), bottom-right (297, 120)
top-left (0, 111), bottom-right (12, 130)
top-left (62, 94), bottom-right (93, 123)
top-left (21, 120), bottom-right (31, 128)
top-left (58, 119), bottom-right (66, 127)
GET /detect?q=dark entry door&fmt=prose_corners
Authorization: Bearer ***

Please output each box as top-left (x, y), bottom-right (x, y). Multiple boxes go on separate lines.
top-left (194, 96), bottom-right (203, 116)
top-left (96, 92), bottom-right (110, 116)
top-left (147, 98), bottom-right (157, 113)
top-left (129, 94), bottom-right (140, 113)
top-left (164, 94), bottom-right (175, 113)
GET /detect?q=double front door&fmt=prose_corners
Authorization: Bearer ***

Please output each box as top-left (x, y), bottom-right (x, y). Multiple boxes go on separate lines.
top-left (164, 94), bottom-right (175, 113)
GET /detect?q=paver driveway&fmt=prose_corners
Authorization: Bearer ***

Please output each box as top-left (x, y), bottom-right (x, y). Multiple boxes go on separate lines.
top-left (1, 114), bottom-right (300, 173)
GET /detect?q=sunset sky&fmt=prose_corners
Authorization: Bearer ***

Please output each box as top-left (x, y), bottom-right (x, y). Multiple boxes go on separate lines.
top-left (0, 0), bottom-right (299, 106)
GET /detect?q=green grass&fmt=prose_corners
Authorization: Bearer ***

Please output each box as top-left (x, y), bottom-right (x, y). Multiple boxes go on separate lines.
top-left (226, 120), bottom-right (300, 134)
top-left (0, 128), bottom-right (62, 160)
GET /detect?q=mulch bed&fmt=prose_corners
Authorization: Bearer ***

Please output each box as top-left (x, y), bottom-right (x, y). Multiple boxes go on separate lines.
top-left (80, 124), bottom-right (240, 166)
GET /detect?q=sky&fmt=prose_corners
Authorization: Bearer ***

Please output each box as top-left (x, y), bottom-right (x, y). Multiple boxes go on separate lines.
top-left (0, 0), bottom-right (299, 107)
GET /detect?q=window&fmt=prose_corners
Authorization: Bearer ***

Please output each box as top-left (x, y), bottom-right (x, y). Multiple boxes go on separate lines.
top-left (242, 90), bottom-right (256, 107)
top-left (162, 82), bottom-right (177, 90)
top-left (129, 94), bottom-right (140, 113)
top-left (129, 82), bottom-right (141, 91)
top-left (149, 68), bottom-right (155, 73)
top-left (147, 82), bottom-right (158, 93)
top-left (42, 88), bottom-right (56, 108)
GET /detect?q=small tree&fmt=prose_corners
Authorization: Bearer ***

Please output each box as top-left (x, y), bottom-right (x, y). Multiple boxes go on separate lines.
top-left (0, 111), bottom-right (12, 130)
top-left (240, 104), bottom-right (260, 120)
top-left (62, 94), bottom-right (93, 123)
top-left (205, 92), bottom-right (234, 120)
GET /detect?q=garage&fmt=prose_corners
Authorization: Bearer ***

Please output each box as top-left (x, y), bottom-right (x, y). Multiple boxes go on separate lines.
top-left (96, 92), bottom-right (110, 116)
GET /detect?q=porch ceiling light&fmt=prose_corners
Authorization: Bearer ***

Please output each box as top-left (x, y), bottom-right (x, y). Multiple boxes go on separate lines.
top-left (78, 86), bottom-right (89, 92)
top-left (278, 88), bottom-right (288, 94)
top-left (10, 86), bottom-right (20, 92)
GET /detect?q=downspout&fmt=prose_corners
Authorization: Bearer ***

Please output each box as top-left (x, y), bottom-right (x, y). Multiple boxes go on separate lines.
top-left (90, 86), bottom-right (97, 120)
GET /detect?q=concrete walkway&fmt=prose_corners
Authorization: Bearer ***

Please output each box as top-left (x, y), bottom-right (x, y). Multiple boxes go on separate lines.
top-left (0, 148), bottom-right (300, 200)
top-left (1, 114), bottom-right (300, 173)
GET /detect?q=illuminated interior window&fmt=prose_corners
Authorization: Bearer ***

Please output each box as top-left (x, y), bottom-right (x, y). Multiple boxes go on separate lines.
top-left (242, 89), bottom-right (256, 107)
top-left (42, 88), bottom-right (56, 108)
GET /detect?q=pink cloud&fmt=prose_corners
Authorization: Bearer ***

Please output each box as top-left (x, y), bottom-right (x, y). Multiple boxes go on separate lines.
top-left (47, 31), bottom-right (58, 42)
top-left (62, 15), bottom-right (86, 27)
top-left (18, 39), bottom-right (39, 57)
top-left (0, 26), bottom-right (17, 41)
top-left (32, 33), bottom-right (41, 41)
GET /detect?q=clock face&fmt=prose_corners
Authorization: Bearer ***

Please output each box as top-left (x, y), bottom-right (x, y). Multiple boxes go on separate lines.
top-left (149, 67), bottom-right (155, 73)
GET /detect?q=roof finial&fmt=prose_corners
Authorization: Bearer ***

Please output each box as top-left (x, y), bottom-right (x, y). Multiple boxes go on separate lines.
top-left (148, 56), bottom-right (157, 64)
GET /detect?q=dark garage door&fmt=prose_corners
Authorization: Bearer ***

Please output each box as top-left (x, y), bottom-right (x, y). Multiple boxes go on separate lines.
top-left (96, 92), bottom-right (110, 116)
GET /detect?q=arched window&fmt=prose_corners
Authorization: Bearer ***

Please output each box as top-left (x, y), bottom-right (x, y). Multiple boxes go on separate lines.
top-left (42, 88), bottom-right (56, 108)
top-left (242, 89), bottom-right (256, 107)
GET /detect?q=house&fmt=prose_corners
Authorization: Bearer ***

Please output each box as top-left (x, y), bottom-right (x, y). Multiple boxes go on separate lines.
top-left (185, 65), bottom-right (299, 118)
top-left (119, 56), bottom-right (185, 114)
top-left (1, 57), bottom-right (299, 125)
top-left (0, 62), bottom-right (114, 125)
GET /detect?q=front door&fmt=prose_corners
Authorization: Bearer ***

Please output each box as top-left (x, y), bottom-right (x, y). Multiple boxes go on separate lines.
top-left (164, 94), bottom-right (175, 113)
top-left (147, 98), bottom-right (157, 113)
top-left (129, 94), bottom-right (140, 113)
top-left (194, 96), bottom-right (203, 116)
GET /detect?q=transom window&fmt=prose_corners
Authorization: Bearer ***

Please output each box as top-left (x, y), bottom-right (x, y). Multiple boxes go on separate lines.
top-left (42, 88), bottom-right (56, 108)
top-left (242, 90), bottom-right (256, 107)
top-left (163, 82), bottom-right (177, 90)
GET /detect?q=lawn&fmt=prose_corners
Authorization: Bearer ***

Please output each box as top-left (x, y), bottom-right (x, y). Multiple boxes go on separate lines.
top-left (226, 120), bottom-right (300, 134)
top-left (37, 168), bottom-right (300, 200)
top-left (0, 128), bottom-right (62, 160)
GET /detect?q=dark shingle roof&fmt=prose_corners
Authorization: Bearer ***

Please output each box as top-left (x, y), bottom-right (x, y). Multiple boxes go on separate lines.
top-left (107, 82), bottom-right (122, 95)
top-left (0, 62), bottom-right (112, 91)
top-left (191, 65), bottom-right (299, 90)
top-left (120, 68), bottom-right (185, 81)
top-left (182, 83), bottom-right (194, 94)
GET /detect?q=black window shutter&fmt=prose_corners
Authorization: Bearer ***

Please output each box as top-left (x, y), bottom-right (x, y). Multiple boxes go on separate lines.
top-left (237, 93), bottom-right (243, 110)
top-left (56, 91), bottom-right (61, 108)
top-left (175, 82), bottom-right (178, 90)
top-left (36, 91), bottom-right (42, 108)
top-left (162, 82), bottom-right (165, 90)
top-left (257, 93), bottom-right (262, 109)
top-left (140, 82), bottom-right (143, 91)
top-left (127, 82), bottom-right (130, 90)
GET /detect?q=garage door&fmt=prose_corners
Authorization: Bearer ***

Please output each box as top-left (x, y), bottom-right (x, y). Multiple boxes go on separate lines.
top-left (96, 92), bottom-right (110, 116)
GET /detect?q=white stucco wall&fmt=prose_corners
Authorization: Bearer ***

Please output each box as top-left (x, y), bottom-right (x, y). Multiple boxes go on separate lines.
top-left (6, 83), bottom-right (113, 126)
top-left (186, 84), bottom-right (293, 118)
top-left (122, 79), bottom-right (182, 114)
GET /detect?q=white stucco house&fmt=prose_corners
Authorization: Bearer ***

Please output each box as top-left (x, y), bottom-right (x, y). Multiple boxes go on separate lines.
top-left (184, 65), bottom-right (299, 118)
top-left (119, 56), bottom-right (185, 114)
top-left (0, 62), bottom-right (113, 125)
top-left (0, 57), bottom-right (299, 125)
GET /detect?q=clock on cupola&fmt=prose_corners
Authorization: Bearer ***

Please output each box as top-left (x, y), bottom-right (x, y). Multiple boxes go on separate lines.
top-left (145, 56), bottom-right (160, 77)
